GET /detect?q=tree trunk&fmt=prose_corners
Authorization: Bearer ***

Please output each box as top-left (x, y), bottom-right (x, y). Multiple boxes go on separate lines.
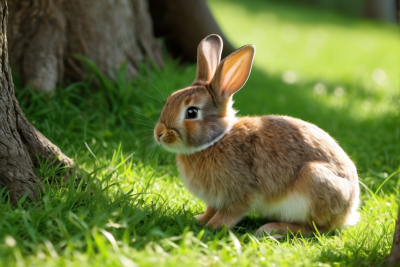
top-left (149, 0), bottom-right (236, 62)
top-left (0, 0), bottom-right (73, 202)
top-left (388, 206), bottom-right (400, 266)
top-left (7, 0), bottom-right (235, 92)
top-left (363, 0), bottom-right (397, 23)
top-left (7, 0), bottom-right (163, 92)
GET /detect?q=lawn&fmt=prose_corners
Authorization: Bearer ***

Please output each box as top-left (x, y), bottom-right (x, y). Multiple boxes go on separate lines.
top-left (1, 1), bottom-right (399, 266)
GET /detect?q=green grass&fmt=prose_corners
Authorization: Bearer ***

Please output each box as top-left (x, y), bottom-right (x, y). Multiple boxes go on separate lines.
top-left (2, 1), bottom-right (399, 266)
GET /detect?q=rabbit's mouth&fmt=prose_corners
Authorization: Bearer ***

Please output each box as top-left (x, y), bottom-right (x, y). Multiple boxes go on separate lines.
top-left (154, 122), bottom-right (181, 144)
top-left (154, 127), bottom-right (197, 154)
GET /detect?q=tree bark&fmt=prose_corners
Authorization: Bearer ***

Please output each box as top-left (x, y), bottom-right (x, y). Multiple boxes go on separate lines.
top-left (363, 0), bottom-right (397, 23)
top-left (7, 0), bottom-right (163, 92)
top-left (388, 205), bottom-right (400, 267)
top-left (7, 0), bottom-right (235, 92)
top-left (149, 0), bottom-right (236, 62)
top-left (0, 0), bottom-right (73, 202)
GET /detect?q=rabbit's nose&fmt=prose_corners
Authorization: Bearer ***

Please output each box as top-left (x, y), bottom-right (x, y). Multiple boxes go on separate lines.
top-left (154, 122), bottom-right (166, 143)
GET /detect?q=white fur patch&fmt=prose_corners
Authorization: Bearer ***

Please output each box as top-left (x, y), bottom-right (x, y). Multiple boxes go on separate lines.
top-left (251, 194), bottom-right (310, 223)
top-left (180, 116), bottom-right (237, 154)
top-left (344, 211), bottom-right (360, 226)
top-left (162, 115), bottom-right (237, 155)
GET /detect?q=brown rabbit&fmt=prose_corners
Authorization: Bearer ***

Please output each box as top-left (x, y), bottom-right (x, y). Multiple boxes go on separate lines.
top-left (154, 34), bottom-right (360, 236)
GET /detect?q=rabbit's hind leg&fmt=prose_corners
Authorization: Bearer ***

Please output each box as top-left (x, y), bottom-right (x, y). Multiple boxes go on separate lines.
top-left (256, 162), bottom-right (357, 238)
top-left (292, 161), bottom-right (357, 230)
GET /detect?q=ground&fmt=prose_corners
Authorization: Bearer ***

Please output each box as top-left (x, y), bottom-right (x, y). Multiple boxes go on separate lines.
top-left (1, 1), bottom-right (399, 266)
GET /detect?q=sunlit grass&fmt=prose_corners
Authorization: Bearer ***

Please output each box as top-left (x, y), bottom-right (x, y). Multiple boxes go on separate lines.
top-left (0, 149), bottom-right (397, 266)
top-left (1, 1), bottom-right (399, 266)
top-left (209, 0), bottom-right (399, 83)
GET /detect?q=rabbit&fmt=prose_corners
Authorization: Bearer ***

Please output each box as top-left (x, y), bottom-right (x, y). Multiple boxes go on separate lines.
top-left (153, 34), bottom-right (360, 236)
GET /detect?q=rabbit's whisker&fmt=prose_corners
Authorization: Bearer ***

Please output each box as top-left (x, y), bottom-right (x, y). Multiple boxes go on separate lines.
top-left (123, 136), bottom-right (153, 166)
top-left (129, 123), bottom-right (153, 130)
top-left (134, 130), bottom-right (154, 134)
top-left (141, 93), bottom-right (164, 103)
top-left (145, 142), bottom-right (158, 163)
top-left (128, 109), bottom-right (156, 124)
top-left (135, 132), bottom-right (153, 140)
top-left (162, 79), bottom-right (172, 97)
top-left (134, 129), bottom-right (154, 132)
top-left (149, 82), bottom-right (166, 101)
top-left (150, 146), bottom-right (162, 166)
top-left (130, 122), bottom-right (156, 128)
top-left (129, 117), bottom-right (155, 125)
top-left (138, 136), bottom-right (153, 146)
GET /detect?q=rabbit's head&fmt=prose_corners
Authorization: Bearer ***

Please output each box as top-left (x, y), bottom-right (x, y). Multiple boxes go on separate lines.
top-left (154, 34), bottom-right (255, 154)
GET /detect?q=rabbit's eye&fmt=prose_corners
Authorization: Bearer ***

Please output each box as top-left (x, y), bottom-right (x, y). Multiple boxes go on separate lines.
top-left (186, 107), bottom-right (198, 119)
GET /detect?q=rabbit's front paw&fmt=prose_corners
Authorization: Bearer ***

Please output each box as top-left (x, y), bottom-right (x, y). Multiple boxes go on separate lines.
top-left (194, 206), bottom-right (217, 225)
top-left (206, 209), bottom-right (244, 229)
top-left (194, 214), bottom-right (203, 220)
top-left (194, 214), bottom-right (207, 226)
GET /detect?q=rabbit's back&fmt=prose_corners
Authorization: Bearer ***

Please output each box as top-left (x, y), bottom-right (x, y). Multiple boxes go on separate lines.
top-left (222, 115), bottom-right (357, 186)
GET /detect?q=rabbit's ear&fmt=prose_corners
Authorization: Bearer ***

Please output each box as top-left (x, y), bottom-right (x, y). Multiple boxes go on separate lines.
top-left (195, 34), bottom-right (223, 83)
top-left (211, 45), bottom-right (255, 98)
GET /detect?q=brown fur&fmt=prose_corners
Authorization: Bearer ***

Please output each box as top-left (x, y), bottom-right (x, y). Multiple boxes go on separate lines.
top-left (154, 34), bottom-right (360, 236)
top-left (176, 116), bottom-right (359, 231)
